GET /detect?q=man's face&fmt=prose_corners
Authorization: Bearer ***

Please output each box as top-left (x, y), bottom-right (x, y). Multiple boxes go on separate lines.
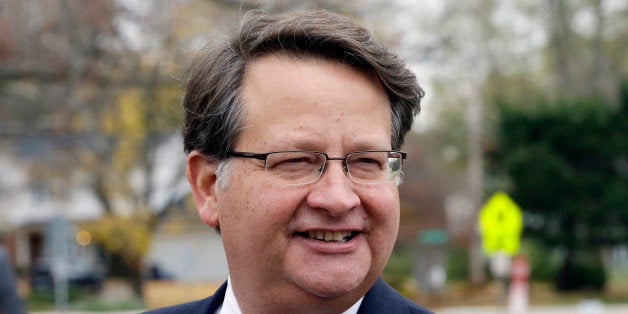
top-left (196, 55), bottom-right (400, 307)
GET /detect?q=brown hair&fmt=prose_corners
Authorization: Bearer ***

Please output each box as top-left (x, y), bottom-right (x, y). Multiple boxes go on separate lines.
top-left (182, 10), bottom-right (424, 157)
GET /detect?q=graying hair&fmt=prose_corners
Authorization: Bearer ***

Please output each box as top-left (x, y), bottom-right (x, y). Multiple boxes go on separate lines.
top-left (214, 159), bottom-right (233, 190)
top-left (182, 10), bottom-right (424, 160)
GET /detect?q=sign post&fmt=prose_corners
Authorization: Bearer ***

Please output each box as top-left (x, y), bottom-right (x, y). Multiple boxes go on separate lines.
top-left (508, 254), bottom-right (530, 314)
top-left (50, 215), bottom-right (70, 311)
top-left (479, 191), bottom-right (525, 312)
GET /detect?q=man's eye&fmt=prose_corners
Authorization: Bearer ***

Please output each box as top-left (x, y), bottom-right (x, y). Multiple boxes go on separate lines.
top-left (356, 158), bottom-right (380, 164)
top-left (283, 157), bottom-right (311, 164)
top-left (268, 154), bottom-right (319, 170)
top-left (352, 157), bottom-right (384, 170)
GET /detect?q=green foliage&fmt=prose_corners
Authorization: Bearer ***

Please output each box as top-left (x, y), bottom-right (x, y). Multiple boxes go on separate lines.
top-left (383, 247), bottom-right (414, 289)
top-left (445, 248), bottom-right (469, 281)
top-left (520, 239), bottom-right (560, 282)
top-left (67, 296), bottom-right (144, 311)
top-left (490, 85), bottom-right (628, 290)
top-left (556, 250), bottom-right (607, 291)
top-left (26, 287), bottom-right (144, 312)
top-left (26, 285), bottom-right (90, 311)
top-left (491, 93), bottom-right (627, 248)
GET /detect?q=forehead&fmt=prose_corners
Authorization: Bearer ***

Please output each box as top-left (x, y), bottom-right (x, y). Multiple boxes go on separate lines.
top-left (237, 54), bottom-right (392, 151)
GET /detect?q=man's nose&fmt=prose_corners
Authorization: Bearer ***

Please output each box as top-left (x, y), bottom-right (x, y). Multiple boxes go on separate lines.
top-left (306, 161), bottom-right (361, 216)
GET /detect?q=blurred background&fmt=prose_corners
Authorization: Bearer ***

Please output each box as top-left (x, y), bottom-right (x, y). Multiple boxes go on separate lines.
top-left (0, 0), bottom-right (626, 312)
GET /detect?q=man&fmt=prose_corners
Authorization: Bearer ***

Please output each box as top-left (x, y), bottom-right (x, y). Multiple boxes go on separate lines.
top-left (0, 245), bottom-right (26, 314)
top-left (147, 10), bottom-right (431, 314)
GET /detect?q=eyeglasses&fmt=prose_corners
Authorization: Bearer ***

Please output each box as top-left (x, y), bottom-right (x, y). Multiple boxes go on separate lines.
top-left (226, 150), bottom-right (406, 185)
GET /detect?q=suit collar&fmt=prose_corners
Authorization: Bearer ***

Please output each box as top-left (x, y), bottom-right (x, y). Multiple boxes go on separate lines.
top-left (206, 277), bottom-right (430, 314)
top-left (358, 278), bottom-right (412, 314)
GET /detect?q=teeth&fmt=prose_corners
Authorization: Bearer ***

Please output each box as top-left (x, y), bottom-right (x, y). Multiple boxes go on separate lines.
top-left (307, 231), bottom-right (353, 242)
top-left (316, 231), bottom-right (324, 239)
top-left (324, 232), bottom-right (333, 241)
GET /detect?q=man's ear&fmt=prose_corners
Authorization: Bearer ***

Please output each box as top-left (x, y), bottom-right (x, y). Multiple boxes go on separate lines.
top-left (186, 151), bottom-right (220, 227)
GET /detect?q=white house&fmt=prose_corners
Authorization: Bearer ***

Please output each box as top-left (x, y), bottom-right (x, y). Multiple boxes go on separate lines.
top-left (0, 134), bottom-right (228, 283)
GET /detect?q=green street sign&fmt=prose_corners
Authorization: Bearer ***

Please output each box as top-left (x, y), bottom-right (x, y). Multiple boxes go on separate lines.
top-left (479, 191), bottom-right (523, 256)
top-left (419, 229), bottom-right (448, 245)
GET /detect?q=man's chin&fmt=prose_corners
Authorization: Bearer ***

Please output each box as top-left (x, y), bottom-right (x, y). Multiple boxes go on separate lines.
top-left (294, 272), bottom-right (369, 299)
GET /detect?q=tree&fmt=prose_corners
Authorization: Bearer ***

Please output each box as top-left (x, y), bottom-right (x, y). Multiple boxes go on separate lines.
top-left (0, 0), bottom-right (202, 296)
top-left (490, 84), bottom-right (628, 290)
top-left (0, 0), bottom-right (367, 298)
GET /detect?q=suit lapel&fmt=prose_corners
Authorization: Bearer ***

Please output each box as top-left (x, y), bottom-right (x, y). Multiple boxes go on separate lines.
top-left (205, 281), bottom-right (228, 313)
top-left (357, 278), bottom-right (408, 314)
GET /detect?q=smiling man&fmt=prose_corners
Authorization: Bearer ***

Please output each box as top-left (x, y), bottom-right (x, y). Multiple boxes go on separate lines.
top-left (146, 10), bottom-right (430, 314)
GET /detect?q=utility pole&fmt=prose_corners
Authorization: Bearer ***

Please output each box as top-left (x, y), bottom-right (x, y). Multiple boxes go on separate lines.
top-left (465, 0), bottom-right (491, 285)
top-left (466, 83), bottom-right (486, 285)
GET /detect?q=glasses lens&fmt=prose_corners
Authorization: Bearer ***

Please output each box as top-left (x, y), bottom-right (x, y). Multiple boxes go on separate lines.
top-left (265, 152), bottom-right (325, 185)
top-left (346, 151), bottom-right (403, 184)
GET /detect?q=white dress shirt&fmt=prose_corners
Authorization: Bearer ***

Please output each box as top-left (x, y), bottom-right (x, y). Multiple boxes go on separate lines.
top-left (217, 278), bottom-right (364, 314)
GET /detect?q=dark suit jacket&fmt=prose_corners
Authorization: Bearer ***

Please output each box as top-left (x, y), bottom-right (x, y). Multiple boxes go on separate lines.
top-left (0, 247), bottom-right (26, 314)
top-left (144, 277), bottom-right (432, 314)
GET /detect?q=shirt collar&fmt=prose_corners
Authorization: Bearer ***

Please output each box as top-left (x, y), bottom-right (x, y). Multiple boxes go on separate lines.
top-left (217, 278), bottom-right (364, 314)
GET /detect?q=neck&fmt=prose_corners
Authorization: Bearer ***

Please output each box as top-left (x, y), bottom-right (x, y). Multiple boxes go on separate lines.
top-left (231, 278), bottom-right (367, 314)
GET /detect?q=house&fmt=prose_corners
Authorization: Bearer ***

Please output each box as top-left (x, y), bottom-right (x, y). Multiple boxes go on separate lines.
top-left (0, 134), bottom-right (229, 285)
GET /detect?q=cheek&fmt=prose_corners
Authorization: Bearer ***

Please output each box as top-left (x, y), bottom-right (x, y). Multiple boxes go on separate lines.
top-left (218, 182), bottom-right (304, 234)
top-left (364, 185), bottom-right (400, 247)
top-left (257, 184), bottom-right (306, 216)
top-left (365, 185), bottom-right (399, 222)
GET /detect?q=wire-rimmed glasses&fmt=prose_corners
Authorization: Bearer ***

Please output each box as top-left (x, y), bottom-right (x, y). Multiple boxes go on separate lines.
top-left (226, 150), bottom-right (407, 185)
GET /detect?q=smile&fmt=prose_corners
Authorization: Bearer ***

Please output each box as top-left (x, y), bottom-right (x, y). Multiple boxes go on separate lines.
top-left (301, 230), bottom-right (357, 243)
